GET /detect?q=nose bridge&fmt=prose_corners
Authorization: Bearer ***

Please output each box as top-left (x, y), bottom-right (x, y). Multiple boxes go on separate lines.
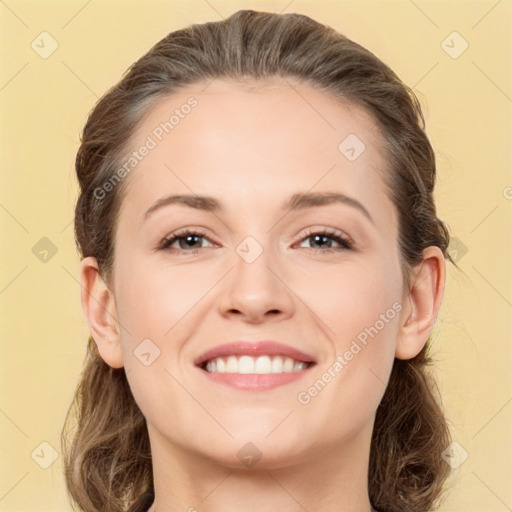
top-left (233, 232), bottom-right (280, 297)
top-left (218, 231), bottom-right (294, 320)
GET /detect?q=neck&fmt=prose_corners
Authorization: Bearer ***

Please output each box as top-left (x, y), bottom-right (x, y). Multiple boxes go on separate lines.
top-left (145, 424), bottom-right (375, 512)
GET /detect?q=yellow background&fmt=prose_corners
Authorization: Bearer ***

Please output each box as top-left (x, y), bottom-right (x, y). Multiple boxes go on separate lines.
top-left (1, 0), bottom-right (511, 510)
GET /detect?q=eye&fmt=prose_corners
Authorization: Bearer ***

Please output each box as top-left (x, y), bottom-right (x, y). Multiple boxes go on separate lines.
top-left (158, 229), bottom-right (214, 254)
top-left (295, 228), bottom-right (354, 253)
top-left (157, 227), bottom-right (354, 255)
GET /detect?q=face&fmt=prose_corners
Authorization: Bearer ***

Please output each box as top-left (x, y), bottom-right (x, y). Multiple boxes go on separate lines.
top-left (105, 77), bottom-right (407, 468)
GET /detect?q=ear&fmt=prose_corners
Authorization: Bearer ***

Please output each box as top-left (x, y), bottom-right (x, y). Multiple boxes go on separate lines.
top-left (80, 256), bottom-right (124, 368)
top-left (395, 246), bottom-right (446, 360)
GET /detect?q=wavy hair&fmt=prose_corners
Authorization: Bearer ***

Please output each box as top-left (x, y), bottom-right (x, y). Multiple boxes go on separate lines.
top-left (61, 9), bottom-right (455, 512)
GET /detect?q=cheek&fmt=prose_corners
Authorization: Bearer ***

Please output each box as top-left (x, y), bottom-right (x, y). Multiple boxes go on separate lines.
top-left (309, 257), bottom-right (401, 397)
top-left (296, 270), bottom-right (400, 440)
top-left (312, 255), bottom-right (402, 339)
top-left (114, 256), bottom-right (204, 338)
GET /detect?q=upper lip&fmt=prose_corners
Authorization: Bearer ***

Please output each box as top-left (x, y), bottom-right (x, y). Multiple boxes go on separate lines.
top-left (194, 341), bottom-right (317, 367)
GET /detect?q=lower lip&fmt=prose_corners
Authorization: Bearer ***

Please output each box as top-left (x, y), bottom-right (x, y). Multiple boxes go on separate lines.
top-left (197, 365), bottom-right (315, 391)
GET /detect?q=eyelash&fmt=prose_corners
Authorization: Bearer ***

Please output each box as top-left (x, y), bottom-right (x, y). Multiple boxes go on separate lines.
top-left (157, 227), bottom-right (354, 255)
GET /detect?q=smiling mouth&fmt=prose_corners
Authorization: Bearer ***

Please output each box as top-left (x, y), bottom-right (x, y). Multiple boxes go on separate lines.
top-left (200, 355), bottom-right (313, 374)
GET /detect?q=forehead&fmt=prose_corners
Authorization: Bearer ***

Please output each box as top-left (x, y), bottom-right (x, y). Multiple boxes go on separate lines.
top-left (118, 77), bottom-right (394, 229)
top-left (132, 76), bottom-right (383, 148)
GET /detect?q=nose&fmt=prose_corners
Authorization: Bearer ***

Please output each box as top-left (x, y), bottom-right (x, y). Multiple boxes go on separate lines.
top-left (218, 240), bottom-right (296, 324)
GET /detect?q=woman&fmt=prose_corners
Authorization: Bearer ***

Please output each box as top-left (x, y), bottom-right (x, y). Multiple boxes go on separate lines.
top-left (61, 9), bottom-right (455, 512)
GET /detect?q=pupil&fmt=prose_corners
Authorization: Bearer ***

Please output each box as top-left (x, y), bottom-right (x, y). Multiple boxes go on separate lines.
top-left (184, 235), bottom-right (198, 248)
top-left (314, 235), bottom-right (329, 247)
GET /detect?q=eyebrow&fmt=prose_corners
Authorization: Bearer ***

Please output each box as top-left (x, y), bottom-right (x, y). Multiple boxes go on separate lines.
top-left (142, 191), bottom-right (374, 225)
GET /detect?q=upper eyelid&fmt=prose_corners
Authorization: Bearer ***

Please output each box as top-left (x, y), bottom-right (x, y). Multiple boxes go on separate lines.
top-left (300, 227), bottom-right (353, 243)
top-left (162, 226), bottom-right (349, 240)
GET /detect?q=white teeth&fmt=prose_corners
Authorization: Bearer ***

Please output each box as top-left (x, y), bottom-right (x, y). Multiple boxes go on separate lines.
top-left (255, 355), bottom-right (272, 374)
top-left (226, 356), bottom-right (238, 373)
top-left (238, 355), bottom-right (254, 374)
top-left (271, 356), bottom-right (283, 373)
top-left (283, 357), bottom-right (295, 372)
top-left (204, 355), bottom-right (308, 374)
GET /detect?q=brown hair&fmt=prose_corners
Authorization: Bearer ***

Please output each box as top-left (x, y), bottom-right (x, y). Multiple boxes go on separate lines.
top-left (62, 9), bottom-right (456, 512)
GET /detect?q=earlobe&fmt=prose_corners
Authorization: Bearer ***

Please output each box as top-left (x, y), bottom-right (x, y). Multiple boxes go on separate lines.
top-left (80, 256), bottom-right (124, 368)
top-left (395, 246), bottom-right (446, 360)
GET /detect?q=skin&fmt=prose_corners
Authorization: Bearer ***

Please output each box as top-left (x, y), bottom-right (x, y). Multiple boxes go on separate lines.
top-left (80, 77), bottom-right (445, 512)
